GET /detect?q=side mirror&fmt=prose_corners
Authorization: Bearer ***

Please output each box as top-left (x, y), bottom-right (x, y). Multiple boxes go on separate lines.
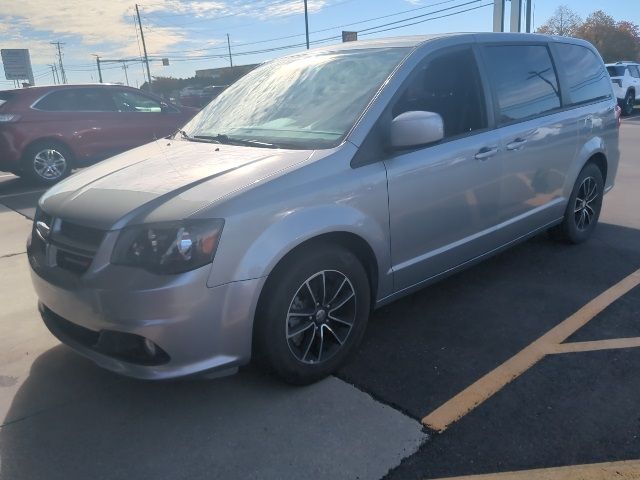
top-left (390, 111), bottom-right (444, 149)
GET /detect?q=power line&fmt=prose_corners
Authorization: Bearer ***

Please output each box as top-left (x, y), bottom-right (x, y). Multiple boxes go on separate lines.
top-left (145, 0), bottom-right (489, 63)
top-left (147, 0), bottom-right (476, 56)
top-left (359, 2), bottom-right (492, 36)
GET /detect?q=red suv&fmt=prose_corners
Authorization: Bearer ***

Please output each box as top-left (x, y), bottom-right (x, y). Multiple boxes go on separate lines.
top-left (0, 84), bottom-right (198, 184)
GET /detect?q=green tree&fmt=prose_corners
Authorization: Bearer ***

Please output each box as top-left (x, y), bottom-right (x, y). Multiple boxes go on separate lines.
top-left (536, 5), bottom-right (582, 36)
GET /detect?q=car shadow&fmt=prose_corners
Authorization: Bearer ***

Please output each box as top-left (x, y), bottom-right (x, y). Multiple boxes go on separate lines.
top-left (0, 345), bottom-right (298, 479)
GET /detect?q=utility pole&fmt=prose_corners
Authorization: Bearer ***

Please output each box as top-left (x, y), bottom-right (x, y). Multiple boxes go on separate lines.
top-left (226, 33), bottom-right (233, 67)
top-left (304, 0), bottom-right (310, 49)
top-left (49, 64), bottom-right (58, 85)
top-left (92, 55), bottom-right (103, 83)
top-left (51, 42), bottom-right (67, 83)
top-left (122, 61), bottom-right (130, 86)
top-left (525, 0), bottom-right (533, 33)
top-left (135, 4), bottom-right (153, 91)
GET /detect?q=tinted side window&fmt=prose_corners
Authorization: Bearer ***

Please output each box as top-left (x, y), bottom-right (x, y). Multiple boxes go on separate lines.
top-left (35, 89), bottom-right (116, 112)
top-left (111, 91), bottom-right (162, 113)
top-left (483, 45), bottom-right (561, 124)
top-left (606, 66), bottom-right (626, 77)
top-left (393, 47), bottom-right (487, 139)
top-left (629, 65), bottom-right (640, 78)
top-left (34, 90), bottom-right (71, 111)
top-left (555, 44), bottom-right (612, 105)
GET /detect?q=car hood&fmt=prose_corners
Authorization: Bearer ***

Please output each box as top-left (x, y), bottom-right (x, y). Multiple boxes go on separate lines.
top-left (39, 140), bottom-right (315, 230)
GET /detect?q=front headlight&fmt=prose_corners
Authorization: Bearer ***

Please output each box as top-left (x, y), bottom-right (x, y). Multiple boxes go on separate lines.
top-left (111, 219), bottom-right (224, 274)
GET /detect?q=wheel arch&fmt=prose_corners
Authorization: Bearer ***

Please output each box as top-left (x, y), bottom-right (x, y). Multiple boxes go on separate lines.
top-left (21, 136), bottom-right (76, 167)
top-left (251, 230), bottom-right (379, 365)
top-left (568, 135), bottom-right (610, 198)
top-left (586, 151), bottom-right (607, 185)
top-left (260, 231), bottom-right (380, 309)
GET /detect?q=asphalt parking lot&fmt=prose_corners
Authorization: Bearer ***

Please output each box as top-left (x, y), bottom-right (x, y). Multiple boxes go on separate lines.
top-left (1, 111), bottom-right (639, 479)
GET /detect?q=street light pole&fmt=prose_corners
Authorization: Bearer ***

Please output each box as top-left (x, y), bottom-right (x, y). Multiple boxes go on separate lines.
top-left (304, 0), bottom-right (310, 49)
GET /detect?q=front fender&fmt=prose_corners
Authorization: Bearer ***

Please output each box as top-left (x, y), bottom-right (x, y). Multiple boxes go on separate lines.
top-left (204, 153), bottom-right (393, 300)
top-left (208, 203), bottom-right (392, 299)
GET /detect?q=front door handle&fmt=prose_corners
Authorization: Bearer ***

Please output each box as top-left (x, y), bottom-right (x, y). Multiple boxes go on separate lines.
top-left (506, 138), bottom-right (528, 151)
top-left (474, 146), bottom-right (499, 161)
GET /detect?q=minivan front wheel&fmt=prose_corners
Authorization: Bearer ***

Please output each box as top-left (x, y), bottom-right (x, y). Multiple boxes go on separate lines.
top-left (550, 162), bottom-right (603, 244)
top-left (23, 142), bottom-right (72, 185)
top-left (254, 245), bottom-right (370, 385)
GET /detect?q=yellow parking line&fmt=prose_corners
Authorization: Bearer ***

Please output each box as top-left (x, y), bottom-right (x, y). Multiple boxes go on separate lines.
top-left (550, 337), bottom-right (640, 354)
top-left (422, 268), bottom-right (640, 432)
top-left (426, 459), bottom-right (640, 479)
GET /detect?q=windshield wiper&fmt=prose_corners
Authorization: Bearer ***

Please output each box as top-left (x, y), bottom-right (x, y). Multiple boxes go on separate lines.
top-left (194, 134), bottom-right (279, 149)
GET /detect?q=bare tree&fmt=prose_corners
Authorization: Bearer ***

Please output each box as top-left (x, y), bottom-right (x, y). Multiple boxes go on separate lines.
top-left (536, 5), bottom-right (582, 37)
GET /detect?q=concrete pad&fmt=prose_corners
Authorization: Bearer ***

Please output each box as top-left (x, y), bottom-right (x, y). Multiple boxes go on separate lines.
top-left (0, 205), bottom-right (31, 258)
top-left (0, 358), bottom-right (425, 480)
top-left (601, 123), bottom-right (640, 230)
top-left (0, 253), bottom-right (426, 480)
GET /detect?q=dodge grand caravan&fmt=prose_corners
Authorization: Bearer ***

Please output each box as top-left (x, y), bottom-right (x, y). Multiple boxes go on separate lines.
top-left (28, 33), bottom-right (621, 384)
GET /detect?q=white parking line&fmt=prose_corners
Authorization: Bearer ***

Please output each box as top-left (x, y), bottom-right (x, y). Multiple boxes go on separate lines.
top-left (0, 189), bottom-right (46, 200)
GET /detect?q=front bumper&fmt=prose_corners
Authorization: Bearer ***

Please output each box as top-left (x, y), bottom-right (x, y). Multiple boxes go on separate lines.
top-left (30, 257), bottom-right (265, 380)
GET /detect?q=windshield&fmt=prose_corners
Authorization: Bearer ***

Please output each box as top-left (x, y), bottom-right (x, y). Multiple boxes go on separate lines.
top-left (182, 47), bottom-right (410, 149)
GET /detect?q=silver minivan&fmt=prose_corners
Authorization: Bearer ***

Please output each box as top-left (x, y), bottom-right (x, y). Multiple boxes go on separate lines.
top-left (29, 33), bottom-right (620, 384)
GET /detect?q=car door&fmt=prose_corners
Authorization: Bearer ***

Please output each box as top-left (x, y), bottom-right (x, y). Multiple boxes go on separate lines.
top-left (383, 45), bottom-right (503, 291)
top-left (109, 89), bottom-right (173, 151)
top-left (32, 87), bottom-right (123, 162)
top-left (480, 43), bottom-right (576, 240)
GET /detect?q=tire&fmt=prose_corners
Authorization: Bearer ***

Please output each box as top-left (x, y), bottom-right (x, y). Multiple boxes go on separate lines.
top-left (549, 162), bottom-right (604, 244)
top-left (621, 90), bottom-right (635, 116)
top-left (22, 141), bottom-right (73, 185)
top-left (254, 244), bottom-right (371, 385)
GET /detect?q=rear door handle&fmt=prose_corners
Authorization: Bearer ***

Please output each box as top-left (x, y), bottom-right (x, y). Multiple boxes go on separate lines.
top-left (474, 146), bottom-right (499, 161)
top-left (506, 138), bottom-right (528, 151)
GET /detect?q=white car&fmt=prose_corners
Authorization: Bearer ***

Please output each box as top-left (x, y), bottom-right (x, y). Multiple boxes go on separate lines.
top-left (606, 62), bottom-right (640, 116)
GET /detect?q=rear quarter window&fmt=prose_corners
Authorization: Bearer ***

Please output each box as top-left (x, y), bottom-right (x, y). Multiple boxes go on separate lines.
top-left (555, 44), bottom-right (612, 106)
top-left (0, 91), bottom-right (15, 108)
top-left (606, 66), bottom-right (626, 77)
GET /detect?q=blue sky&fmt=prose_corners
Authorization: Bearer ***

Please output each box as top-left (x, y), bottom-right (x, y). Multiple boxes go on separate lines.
top-left (1, 0), bottom-right (638, 89)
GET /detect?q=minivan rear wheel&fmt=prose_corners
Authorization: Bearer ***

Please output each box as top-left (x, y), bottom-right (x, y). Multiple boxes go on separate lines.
top-left (23, 142), bottom-right (72, 185)
top-left (549, 162), bottom-right (603, 244)
top-left (254, 244), bottom-right (370, 385)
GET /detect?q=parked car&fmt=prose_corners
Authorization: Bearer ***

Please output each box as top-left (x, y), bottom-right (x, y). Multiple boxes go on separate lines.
top-left (178, 86), bottom-right (205, 108)
top-left (29, 33), bottom-right (620, 385)
top-left (178, 85), bottom-right (227, 108)
top-left (0, 84), bottom-right (198, 184)
top-left (606, 61), bottom-right (640, 116)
